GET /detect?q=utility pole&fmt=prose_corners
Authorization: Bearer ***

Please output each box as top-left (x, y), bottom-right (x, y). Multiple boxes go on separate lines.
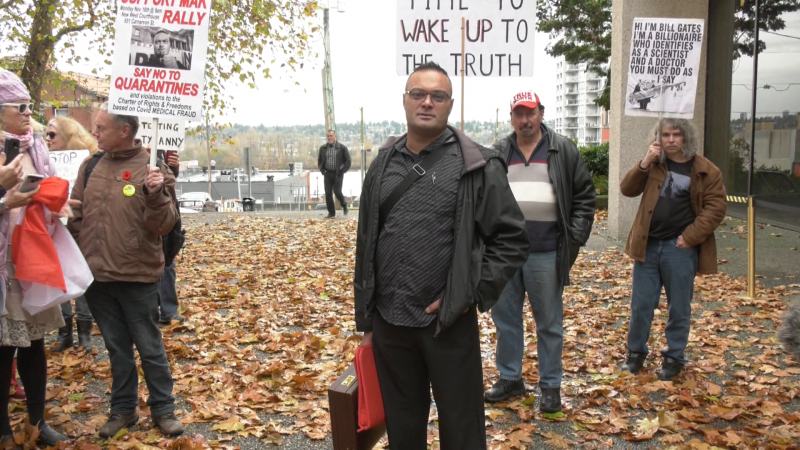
top-left (494, 108), bottom-right (499, 143)
top-left (360, 106), bottom-right (365, 185)
top-left (205, 114), bottom-right (212, 196)
top-left (245, 146), bottom-right (252, 198)
top-left (322, 7), bottom-right (336, 132)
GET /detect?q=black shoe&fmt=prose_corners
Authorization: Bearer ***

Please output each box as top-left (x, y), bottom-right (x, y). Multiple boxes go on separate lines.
top-left (54, 316), bottom-right (74, 352)
top-left (657, 357), bottom-right (684, 381)
top-left (325, 214), bottom-right (335, 219)
top-left (37, 424), bottom-right (68, 447)
top-left (99, 413), bottom-right (139, 438)
top-left (343, 204), bottom-right (349, 216)
top-left (621, 351), bottom-right (647, 374)
top-left (0, 434), bottom-right (20, 450)
top-left (77, 320), bottom-right (93, 351)
top-left (539, 387), bottom-right (562, 413)
top-left (484, 379), bottom-right (525, 403)
top-left (159, 314), bottom-right (185, 326)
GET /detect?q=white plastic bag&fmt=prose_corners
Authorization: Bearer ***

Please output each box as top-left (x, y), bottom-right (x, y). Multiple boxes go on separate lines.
top-left (20, 219), bottom-right (93, 315)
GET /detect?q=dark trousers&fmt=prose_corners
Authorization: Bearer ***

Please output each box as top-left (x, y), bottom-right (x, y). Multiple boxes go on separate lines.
top-left (372, 308), bottom-right (486, 450)
top-left (0, 340), bottom-right (47, 435)
top-left (323, 172), bottom-right (346, 216)
top-left (157, 261), bottom-right (178, 319)
top-left (85, 281), bottom-right (176, 417)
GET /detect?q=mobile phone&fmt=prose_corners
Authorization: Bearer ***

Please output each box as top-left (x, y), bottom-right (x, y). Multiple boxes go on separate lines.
top-left (166, 150), bottom-right (177, 160)
top-left (19, 174), bottom-right (44, 193)
top-left (3, 138), bottom-right (20, 166)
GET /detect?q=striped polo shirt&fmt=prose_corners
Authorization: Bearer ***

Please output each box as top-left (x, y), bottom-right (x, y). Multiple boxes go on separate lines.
top-left (506, 131), bottom-right (559, 253)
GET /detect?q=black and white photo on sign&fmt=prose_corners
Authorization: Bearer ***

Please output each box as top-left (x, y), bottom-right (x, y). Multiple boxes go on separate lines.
top-left (624, 17), bottom-right (704, 119)
top-left (129, 26), bottom-right (194, 71)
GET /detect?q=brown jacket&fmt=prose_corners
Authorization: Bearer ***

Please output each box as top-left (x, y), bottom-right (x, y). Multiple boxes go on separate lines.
top-left (620, 154), bottom-right (727, 274)
top-left (67, 145), bottom-right (177, 283)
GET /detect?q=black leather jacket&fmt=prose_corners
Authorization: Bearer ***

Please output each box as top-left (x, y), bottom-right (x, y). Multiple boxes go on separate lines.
top-left (354, 126), bottom-right (530, 334)
top-left (493, 124), bottom-right (596, 285)
top-left (317, 141), bottom-right (351, 176)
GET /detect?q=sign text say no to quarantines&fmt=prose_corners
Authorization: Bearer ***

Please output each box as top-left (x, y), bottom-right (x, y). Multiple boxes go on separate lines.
top-left (109, 0), bottom-right (212, 120)
top-left (396, 0), bottom-right (535, 77)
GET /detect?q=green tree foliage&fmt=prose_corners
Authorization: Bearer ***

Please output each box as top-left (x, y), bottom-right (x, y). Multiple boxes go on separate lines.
top-left (536, 0), bottom-right (800, 110)
top-left (0, 0), bottom-right (319, 122)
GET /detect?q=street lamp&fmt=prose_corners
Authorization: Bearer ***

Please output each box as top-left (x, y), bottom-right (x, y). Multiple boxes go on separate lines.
top-left (322, 1), bottom-right (345, 132)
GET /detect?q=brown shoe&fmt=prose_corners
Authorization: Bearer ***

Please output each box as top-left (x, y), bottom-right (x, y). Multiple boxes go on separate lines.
top-left (153, 413), bottom-right (184, 436)
top-left (99, 413), bottom-right (139, 438)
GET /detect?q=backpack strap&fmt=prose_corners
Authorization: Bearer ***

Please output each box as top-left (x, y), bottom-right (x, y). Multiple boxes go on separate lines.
top-left (83, 151), bottom-right (106, 189)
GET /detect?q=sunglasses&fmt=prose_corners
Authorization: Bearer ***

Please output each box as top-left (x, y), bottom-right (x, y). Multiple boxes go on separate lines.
top-left (47, 132), bottom-right (57, 140)
top-left (1, 102), bottom-right (35, 114)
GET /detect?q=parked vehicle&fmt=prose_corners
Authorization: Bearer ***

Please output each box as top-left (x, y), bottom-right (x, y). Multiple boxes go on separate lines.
top-left (178, 192), bottom-right (219, 212)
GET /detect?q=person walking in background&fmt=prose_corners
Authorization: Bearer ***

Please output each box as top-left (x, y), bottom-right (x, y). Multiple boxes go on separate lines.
top-left (484, 91), bottom-right (595, 413)
top-left (317, 129), bottom-right (350, 218)
top-left (619, 118), bottom-right (726, 380)
top-left (0, 68), bottom-right (69, 447)
top-left (46, 116), bottom-right (98, 352)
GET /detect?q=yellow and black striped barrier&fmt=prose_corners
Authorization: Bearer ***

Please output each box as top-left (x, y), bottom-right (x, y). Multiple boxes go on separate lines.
top-left (727, 195), bottom-right (748, 204)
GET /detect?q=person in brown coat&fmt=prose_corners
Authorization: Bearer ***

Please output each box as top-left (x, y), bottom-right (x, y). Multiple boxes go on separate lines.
top-left (619, 118), bottom-right (726, 380)
top-left (67, 104), bottom-right (184, 438)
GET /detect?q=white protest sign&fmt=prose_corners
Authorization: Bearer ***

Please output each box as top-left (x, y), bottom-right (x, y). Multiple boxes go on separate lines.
top-left (624, 17), bottom-right (704, 119)
top-left (137, 118), bottom-right (185, 151)
top-left (49, 150), bottom-right (91, 194)
top-left (108, 0), bottom-right (212, 120)
top-left (396, 0), bottom-right (535, 77)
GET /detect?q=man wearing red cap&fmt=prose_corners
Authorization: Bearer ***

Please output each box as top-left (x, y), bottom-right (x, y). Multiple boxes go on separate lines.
top-left (484, 91), bottom-right (596, 413)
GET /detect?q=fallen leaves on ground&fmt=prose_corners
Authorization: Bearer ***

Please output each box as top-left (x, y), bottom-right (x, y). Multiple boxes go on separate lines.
top-left (8, 212), bottom-right (796, 449)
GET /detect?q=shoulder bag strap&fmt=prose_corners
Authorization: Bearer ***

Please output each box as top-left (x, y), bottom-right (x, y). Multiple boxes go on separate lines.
top-left (378, 136), bottom-right (455, 231)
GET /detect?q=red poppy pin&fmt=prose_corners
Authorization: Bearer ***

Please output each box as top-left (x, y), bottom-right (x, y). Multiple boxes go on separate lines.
top-left (122, 171), bottom-right (132, 181)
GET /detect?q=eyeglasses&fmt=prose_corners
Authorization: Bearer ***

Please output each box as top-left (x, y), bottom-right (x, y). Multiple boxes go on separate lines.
top-left (47, 132), bottom-right (57, 140)
top-left (0, 102), bottom-right (35, 114)
top-left (404, 89), bottom-right (451, 104)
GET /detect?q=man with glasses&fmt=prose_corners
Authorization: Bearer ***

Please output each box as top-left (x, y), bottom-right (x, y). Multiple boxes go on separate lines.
top-left (354, 61), bottom-right (528, 449)
top-left (317, 129), bottom-right (351, 218)
top-left (484, 91), bottom-right (595, 414)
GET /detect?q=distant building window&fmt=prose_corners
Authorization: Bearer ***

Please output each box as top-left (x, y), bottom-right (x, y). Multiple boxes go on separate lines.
top-left (135, 29), bottom-right (140, 37)
top-left (55, 107), bottom-right (68, 117)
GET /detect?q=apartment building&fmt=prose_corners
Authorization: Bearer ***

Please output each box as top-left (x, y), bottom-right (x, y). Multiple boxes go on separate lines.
top-left (554, 58), bottom-right (607, 147)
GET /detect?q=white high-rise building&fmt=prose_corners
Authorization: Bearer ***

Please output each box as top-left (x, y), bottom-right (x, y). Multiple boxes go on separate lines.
top-left (554, 58), bottom-right (607, 147)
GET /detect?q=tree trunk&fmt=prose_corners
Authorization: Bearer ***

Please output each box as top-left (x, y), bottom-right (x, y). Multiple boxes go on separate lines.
top-left (20, 0), bottom-right (58, 107)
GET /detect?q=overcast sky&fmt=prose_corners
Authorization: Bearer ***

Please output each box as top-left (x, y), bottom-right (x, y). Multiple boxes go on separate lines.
top-left (36, 1), bottom-right (800, 126)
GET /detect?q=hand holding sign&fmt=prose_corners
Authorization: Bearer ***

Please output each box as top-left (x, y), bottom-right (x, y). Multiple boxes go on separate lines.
top-left (642, 142), bottom-right (661, 169)
top-left (145, 165), bottom-right (165, 193)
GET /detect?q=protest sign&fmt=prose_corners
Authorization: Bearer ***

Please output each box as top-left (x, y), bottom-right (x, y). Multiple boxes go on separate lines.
top-left (396, 0), bottom-right (535, 77)
top-left (137, 118), bottom-right (185, 151)
top-left (49, 150), bottom-right (91, 194)
top-left (624, 17), bottom-right (704, 119)
top-left (108, 0), bottom-right (212, 120)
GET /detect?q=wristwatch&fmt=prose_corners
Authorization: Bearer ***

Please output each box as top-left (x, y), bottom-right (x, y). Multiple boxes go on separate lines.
top-left (0, 198), bottom-right (8, 214)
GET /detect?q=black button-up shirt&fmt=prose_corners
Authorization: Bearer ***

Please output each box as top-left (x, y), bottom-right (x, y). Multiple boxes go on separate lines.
top-left (374, 129), bottom-right (464, 327)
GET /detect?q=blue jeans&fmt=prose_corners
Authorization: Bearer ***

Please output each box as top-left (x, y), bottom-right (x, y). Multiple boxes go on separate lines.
top-left (627, 238), bottom-right (698, 365)
top-left (157, 261), bottom-right (178, 319)
top-left (491, 251), bottom-right (564, 389)
top-left (85, 281), bottom-right (176, 417)
top-left (60, 295), bottom-right (93, 322)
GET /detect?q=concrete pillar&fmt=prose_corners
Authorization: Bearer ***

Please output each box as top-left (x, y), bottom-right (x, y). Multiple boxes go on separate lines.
top-left (608, 0), bottom-right (719, 239)
top-left (704, 0), bottom-right (736, 193)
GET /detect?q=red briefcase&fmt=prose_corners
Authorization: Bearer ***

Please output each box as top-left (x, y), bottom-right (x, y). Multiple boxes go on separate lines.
top-left (328, 363), bottom-right (387, 450)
